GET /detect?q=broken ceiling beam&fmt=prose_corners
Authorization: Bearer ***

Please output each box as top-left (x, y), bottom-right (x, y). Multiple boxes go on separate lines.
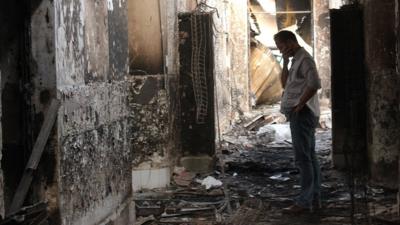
top-left (250, 40), bottom-right (283, 105)
top-left (7, 99), bottom-right (60, 217)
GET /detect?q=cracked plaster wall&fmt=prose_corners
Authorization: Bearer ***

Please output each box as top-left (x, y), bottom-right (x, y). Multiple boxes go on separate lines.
top-left (126, 0), bottom-right (179, 169)
top-left (364, 0), bottom-right (400, 189)
top-left (55, 0), bottom-right (132, 224)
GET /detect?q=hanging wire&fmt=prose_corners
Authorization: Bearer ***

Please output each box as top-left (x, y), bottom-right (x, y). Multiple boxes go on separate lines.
top-left (194, 0), bottom-right (223, 35)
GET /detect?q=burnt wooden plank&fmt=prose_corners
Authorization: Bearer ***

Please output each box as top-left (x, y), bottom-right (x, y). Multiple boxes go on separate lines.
top-left (7, 99), bottom-right (60, 216)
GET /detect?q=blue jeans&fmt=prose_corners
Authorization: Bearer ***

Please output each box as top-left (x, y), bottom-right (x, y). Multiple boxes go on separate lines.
top-left (288, 106), bottom-right (321, 208)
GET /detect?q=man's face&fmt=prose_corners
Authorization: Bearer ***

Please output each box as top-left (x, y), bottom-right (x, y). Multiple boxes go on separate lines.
top-left (274, 39), bottom-right (295, 57)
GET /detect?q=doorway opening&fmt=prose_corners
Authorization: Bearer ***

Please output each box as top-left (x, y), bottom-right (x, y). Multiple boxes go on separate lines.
top-left (0, 0), bottom-right (34, 213)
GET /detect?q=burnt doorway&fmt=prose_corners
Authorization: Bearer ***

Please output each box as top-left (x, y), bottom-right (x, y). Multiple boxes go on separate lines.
top-left (178, 13), bottom-right (215, 157)
top-left (0, 0), bottom-right (35, 212)
top-left (330, 6), bottom-right (367, 169)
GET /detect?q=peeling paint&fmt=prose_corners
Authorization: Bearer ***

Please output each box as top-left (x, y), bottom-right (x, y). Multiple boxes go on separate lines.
top-left (55, 0), bottom-right (133, 224)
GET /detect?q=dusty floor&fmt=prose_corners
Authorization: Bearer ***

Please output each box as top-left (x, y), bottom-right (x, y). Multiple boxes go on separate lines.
top-left (134, 106), bottom-right (398, 225)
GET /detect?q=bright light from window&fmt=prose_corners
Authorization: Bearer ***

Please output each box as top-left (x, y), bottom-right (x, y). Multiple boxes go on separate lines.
top-left (258, 0), bottom-right (277, 14)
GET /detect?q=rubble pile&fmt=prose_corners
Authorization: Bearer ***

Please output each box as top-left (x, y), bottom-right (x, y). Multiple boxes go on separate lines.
top-left (134, 105), bottom-right (398, 225)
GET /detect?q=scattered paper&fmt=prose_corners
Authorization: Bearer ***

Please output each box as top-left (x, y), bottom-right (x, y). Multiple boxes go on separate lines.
top-left (269, 174), bottom-right (290, 182)
top-left (197, 176), bottom-right (223, 189)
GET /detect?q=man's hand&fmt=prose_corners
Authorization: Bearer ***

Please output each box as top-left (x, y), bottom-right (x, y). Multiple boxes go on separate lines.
top-left (293, 103), bottom-right (305, 113)
top-left (293, 88), bottom-right (318, 113)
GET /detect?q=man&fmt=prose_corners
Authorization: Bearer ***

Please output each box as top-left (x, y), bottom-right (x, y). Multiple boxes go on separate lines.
top-left (274, 30), bottom-right (322, 213)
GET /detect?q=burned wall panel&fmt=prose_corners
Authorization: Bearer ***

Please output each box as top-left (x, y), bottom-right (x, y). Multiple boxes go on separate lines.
top-left (30, 0), bottom-right (60, 219)
top-left (58, 83), bottom-right (132, 225)
top-left (128, 0), bottom-right (163, 75)
top-left (364, 0), bottom-right (400, 189)
top-left (55, 0), bottom-right (133, 224)
top-left (0, 0), bottom-right (28, 215)
top-left (59, 120), bottom-right (131, 224)
top-left (128, 76), bottom-right (171, 167)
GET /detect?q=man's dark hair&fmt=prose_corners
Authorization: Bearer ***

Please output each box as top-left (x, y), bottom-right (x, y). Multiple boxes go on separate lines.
top-left (274, 30), bottom-right (298, 43)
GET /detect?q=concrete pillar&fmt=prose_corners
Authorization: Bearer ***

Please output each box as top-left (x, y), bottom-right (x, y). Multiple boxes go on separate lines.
top-left (364, 0), bottom-right (400, 189)
top-left (314, 0), bottom-right (332, 102)
top-left (229, 0), bottom-right (250, 116)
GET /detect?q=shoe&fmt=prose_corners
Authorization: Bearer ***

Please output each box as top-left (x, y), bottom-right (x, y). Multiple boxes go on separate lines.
top-left (282, 204), bottom-right (312, 214)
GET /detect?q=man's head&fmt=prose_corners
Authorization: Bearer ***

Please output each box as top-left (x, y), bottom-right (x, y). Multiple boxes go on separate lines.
top-left (274, 30), bottom-right (300, 57)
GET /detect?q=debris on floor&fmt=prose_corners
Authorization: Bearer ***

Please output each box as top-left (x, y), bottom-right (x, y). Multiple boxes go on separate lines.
top-left (134, 105), bottom-right (398, 225)
top-left (196, 176), bottom-right (223, 190)
top-left (0, 202), bottom-right (48, 225)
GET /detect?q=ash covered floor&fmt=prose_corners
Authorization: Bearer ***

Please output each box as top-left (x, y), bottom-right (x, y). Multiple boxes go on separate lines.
top-left (134, 106), bottom-right (398, 225)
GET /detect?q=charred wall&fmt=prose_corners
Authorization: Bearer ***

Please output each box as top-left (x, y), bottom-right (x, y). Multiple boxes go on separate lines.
top-left (364, 0), bottom-right (400, 189)
top-left (177, 0), bottom-right (250, 134)
top-left (127, 0), bottom-right (180, 171)
top-left (128, 0), bottom-right (163, 75)
top-left (0, 0), bottom-right (54, 217)
top-left (29, 1), bottom-right (60, 220)
top-left (55, 0), bottom-right (133, 224)
top-left (178, 13), bottom-right (215, 156)
top-left (0, 0), bottom-right (58, 218)
top-left (0, 1), bottom-right (24, 217)
top-left (330, 5), bottom-right (367, 170)
top-left (128, 76), bottom-right (171, 167)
